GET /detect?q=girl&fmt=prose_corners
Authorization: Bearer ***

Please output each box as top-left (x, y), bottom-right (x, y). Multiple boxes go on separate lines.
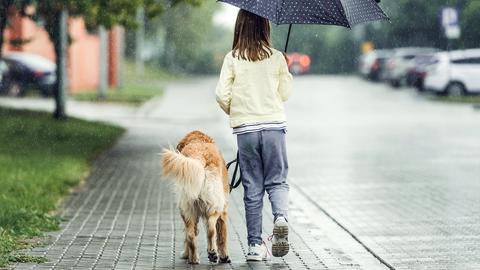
top-left (215, 9), bottom-right (293, 261)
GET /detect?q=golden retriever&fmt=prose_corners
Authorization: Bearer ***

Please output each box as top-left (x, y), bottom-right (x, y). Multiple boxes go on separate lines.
top-left (161, 131), bottom-right (230, 264)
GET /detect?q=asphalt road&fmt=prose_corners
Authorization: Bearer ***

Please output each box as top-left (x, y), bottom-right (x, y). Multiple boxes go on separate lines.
top-left (285, 76), bottom-right (480, 270)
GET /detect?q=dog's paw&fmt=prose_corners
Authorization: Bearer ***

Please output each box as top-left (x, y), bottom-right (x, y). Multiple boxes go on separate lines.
top-left (180, 252), bottom-right (188, 260)
top-left (219, 256), bottom-right (231, 263)
top-left (188, 258), bottom-right (199, 265)
top-left (208, 252), bottom-right (218, 263)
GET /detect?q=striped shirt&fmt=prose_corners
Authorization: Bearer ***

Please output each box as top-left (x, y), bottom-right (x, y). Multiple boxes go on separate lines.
top-left (233, 121), bottom-right (287, 135)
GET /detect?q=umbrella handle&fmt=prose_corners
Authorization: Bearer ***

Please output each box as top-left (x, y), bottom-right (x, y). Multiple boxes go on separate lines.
top-left (284, 24), bottom-right (292, 53)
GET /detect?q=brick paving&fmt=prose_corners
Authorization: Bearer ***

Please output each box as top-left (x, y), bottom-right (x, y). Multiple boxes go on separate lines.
top-left (11, 79), bottom-right (386, 270)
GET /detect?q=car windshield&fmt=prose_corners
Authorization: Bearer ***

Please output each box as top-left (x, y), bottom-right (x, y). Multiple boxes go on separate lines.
top-left (403, 55), bottom-right (417, 60)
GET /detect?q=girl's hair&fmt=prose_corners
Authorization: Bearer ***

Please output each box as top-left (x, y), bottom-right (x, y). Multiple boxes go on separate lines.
top-left (232, 9), bottom-right (273, 62)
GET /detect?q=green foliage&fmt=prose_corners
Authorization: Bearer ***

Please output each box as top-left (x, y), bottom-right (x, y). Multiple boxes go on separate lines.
top-left (0, 108), bottom-right (124, 267)
top-left (158, 1), bottom-right (221, 74)
top-left (368, 0), bottom-right (477, 50)
top-left (463, 1), bottom-right (480, 48)
top-left (272, 24), bottom-right (357, 74)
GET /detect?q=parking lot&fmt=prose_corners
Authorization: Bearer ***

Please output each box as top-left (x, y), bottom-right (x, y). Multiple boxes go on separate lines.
top-left (359, 47), bottom-right (480, 97)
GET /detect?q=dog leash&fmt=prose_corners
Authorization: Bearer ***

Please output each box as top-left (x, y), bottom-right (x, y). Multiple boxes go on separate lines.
top-left (227, 151), bottom-right (242, 192)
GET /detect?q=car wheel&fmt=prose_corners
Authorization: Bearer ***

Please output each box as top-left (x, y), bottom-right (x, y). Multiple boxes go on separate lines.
top-left (446, 82), bottom-right (466, 97)
top-left (40, 86), bottom-right (53, 97)
top-left (390, 80), bottom-right (400, 88)
top-left (6, 81), bottom-right (24, 97)
top-left (415, 80), bottom-right (425, 92)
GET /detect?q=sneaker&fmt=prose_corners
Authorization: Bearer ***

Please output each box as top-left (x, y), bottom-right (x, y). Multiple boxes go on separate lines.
top-left (272, 216), bottom-right (289, 257)
top-left (246, 243), bottom-right (269, 261)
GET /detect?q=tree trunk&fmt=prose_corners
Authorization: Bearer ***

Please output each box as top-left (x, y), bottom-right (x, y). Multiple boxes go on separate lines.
top-left (98, 25), bottom-right (108, 99)
top-left (52, 9), bottom-right (68, 120)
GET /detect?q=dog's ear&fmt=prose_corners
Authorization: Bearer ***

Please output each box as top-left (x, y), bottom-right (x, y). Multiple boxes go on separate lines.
top-left (176, 141), bottom-right (185, 152)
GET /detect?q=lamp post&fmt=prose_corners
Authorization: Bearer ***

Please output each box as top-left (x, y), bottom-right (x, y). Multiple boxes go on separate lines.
top-left (54, 9), bottom-right (68, 120)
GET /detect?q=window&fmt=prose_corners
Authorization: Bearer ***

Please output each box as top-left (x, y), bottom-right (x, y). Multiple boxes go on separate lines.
top-left (403, 55), bottom-right (416, 60)
top-left (470, 58), bottom-right (480, 64)
top-left (452, 58), bottom-right (474, 64)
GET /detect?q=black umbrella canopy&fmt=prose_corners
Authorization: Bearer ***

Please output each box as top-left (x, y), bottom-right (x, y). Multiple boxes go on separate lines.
top-left (219, 0), bottom-right (388, 27)
top-left (219, 0), bottom-right (389, 52)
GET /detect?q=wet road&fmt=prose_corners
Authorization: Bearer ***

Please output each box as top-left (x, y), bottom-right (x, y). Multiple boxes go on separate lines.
top-left (286, 76), bottom-right (480, 269)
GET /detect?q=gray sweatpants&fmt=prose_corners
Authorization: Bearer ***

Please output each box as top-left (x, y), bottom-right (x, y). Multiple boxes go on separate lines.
top-left (237, 130), bottom-right (289, 245)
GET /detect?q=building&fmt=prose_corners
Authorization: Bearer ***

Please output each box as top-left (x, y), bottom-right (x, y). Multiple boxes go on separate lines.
top-left (2, 12), bottom-right (123, 93)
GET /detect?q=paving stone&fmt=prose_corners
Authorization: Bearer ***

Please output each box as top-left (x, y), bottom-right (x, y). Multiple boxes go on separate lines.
top-left (11, 79), bottom-right (389, 270)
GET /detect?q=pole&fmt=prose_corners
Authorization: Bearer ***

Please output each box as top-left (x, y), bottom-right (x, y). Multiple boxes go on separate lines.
top-left (135, 7), bottom-right (145, 76)
top-left (284, 24), bottom-right (292, 53)
top-left (54, 9), bottom-right (68, 120)
top-left (98, 25), bottom-right (108, 99)
top-left (118, 28), bottom-right (125, 89)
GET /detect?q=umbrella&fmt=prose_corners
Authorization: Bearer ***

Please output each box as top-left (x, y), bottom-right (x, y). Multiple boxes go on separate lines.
top-left (219, 0), bottom-right (389, 52)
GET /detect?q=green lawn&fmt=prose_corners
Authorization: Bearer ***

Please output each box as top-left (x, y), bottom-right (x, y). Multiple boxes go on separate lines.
top-left (0, 108), bottom-right (124, 266)
top-left (72, 62), bottom-right (175, 105)
top-left (429, 94), bottom-right (480, 105)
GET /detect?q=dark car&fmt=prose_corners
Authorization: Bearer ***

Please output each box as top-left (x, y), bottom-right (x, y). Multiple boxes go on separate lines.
top-left (359, 49), bottom-right (393, 82)
top-left (0, 59), bottom-right (8, 90)
top-left (1, 52), bottom-right (56, 97)
top-left (406, 54), bottom-right (438, 91)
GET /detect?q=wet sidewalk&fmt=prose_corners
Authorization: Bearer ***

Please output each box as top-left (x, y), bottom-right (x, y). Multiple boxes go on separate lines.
top-left (9, 79), bottom-right (386, 270)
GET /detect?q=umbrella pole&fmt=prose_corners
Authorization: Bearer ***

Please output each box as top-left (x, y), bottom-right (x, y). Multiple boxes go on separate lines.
top-left (284, 24), bottom-right (292, 53)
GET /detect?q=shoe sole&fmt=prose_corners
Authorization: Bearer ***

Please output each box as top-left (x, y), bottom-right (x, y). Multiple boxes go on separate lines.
top-left (246, 255), bottom-right (266, 261)
top-left (272, 220), bottom-right (289, 257)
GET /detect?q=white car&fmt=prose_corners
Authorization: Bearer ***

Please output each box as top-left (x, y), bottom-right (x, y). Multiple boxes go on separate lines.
top-left (385, 47), bottom-right (439, 87)
top-left (424, 49), bottom-right (480, 95)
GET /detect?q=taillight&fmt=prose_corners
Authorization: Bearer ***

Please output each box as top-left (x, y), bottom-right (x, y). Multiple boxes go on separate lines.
top-left (372, 59), bottom-right (380, 70)
top-left (33, 71), bottom-right (45, 78)
top-left (299, 55), bottom-right (311, 67)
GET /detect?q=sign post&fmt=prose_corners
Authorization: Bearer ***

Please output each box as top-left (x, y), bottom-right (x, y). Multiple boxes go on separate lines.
top-left (441, 6), bottom-right (461, 50)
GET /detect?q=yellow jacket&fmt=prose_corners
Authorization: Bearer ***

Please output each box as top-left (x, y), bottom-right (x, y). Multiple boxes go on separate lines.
top-left (215, 48), bottom-right (293, 128)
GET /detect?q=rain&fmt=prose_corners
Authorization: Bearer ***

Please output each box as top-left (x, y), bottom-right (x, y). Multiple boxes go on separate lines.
top-left (0, 0), bottom-right (479, 269)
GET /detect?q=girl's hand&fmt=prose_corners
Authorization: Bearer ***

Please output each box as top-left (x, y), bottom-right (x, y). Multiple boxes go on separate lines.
top-left (282, 52), bottom-right (291, 65)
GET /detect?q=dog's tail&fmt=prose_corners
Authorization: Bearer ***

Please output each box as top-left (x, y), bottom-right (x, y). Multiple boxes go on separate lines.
top-left (161, 149), bottom-right (205, 200)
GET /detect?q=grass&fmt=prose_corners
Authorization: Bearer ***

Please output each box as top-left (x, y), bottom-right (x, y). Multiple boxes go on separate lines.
top-left (72, 61), bottom-right (175, 105)
top-left (427, 94), bottom-right (480, 105)
top-left (0, 108), bottom-right (124, 267)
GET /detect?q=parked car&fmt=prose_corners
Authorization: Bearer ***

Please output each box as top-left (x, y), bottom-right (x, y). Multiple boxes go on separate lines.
top-left (406, 54), bottom-right (438, 91)
top-left (0, 52), bottom-right (56, 97)
top-left (424, 49), bottom-right (480, 96)
top-left (0, 59), bottom-right (8, 90)
top-left (359, 49), bottom-right (393, 81)
top-left (385, 47), bottom-right (439, 88)
top-left (287, 53), bottom-right (311, 75)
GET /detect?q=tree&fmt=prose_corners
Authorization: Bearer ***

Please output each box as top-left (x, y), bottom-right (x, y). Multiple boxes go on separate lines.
top-left (159, 1), bottom-right (218, 74)
top-left (0, 0), bottom-right (200, 119)
top-left (0, 0), bottom-right (31, 59)
top-left (462, 1), bottom-right (480, 48)
top-left (367, 0), bottom-right (475, 50)
top-left (0, 1), bottom-right (14, 59)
